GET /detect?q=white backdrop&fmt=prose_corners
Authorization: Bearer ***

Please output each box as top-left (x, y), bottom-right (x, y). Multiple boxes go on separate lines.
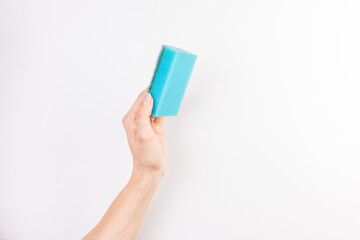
top-left (1, 0), bottom-right (360, 239)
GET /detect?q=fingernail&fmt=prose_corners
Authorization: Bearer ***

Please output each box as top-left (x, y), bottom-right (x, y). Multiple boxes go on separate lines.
top-left (141, 93), bottom-right (151, 105)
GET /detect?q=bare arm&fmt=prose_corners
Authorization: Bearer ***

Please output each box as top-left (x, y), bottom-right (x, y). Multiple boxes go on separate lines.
top-left (83, 89), bottom-right (168, 240)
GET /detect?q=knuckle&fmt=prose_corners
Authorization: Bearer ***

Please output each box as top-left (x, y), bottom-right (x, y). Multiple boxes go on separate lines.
top-left (122, 116), bottom-right (128, 126)
top-left (122, 116), bottom-right (136, 132)
top-left (128, 122), bottom-right (136, 132)
top-left (137, 132), bottom-right (152, 142)
top-left (135, 108), bottom-right (145, 118)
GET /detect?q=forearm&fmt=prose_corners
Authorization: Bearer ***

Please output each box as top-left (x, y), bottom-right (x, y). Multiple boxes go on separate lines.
top-left (83, 167), bottom-right (162, 240)
top-left (120, 168), bottom-right (162, 239)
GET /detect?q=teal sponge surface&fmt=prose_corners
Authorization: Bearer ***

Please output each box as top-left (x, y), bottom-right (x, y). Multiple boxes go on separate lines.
top-left (148, 45), bottom-right (197, 117)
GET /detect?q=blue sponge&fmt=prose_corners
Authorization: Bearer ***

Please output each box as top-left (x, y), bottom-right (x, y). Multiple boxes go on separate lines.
top-left (148, 45), bottom-right (197, 117)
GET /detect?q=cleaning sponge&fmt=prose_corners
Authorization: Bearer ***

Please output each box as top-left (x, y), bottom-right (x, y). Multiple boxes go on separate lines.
top-left (148, 45), bottom-right (197, 117)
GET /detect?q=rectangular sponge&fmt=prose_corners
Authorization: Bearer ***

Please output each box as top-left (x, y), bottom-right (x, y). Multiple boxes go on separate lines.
top-left (148, 45), bottom-right (197, 117)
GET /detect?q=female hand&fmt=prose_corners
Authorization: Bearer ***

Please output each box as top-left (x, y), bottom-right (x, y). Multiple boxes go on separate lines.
top-left (122, 89), bottom-right (168, 179)
top-left (83, 89), bottom-right (169, 240)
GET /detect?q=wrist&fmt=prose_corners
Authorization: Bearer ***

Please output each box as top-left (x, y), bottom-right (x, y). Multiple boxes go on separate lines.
top-left (130, 165), bottom-right (163, 190)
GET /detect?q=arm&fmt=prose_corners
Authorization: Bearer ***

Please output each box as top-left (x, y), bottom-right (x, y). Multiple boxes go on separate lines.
top-left (83, 89), bottom-right (168, 240)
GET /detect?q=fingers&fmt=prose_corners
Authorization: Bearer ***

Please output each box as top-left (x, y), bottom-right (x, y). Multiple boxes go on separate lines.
top-left (150, 116), bottom-right (165, 136)
top-left (123, 89), bottom-right (164, 138)
top-left (154, 117), bottom-right (165, 127)
top-left (135, 92), bottom-right (154, 137)
top-left (127, 88), bottom-right (149, 116)
top-left (122, 88), bottom-right (149, 135)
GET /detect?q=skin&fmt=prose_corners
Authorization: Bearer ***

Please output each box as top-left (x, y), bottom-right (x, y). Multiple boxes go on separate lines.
top-left (83, 89), bottom-right (168, 240)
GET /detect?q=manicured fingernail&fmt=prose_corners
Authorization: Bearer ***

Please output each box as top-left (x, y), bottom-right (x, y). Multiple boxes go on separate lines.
top-left (141, 93), bottom-right (151, 105)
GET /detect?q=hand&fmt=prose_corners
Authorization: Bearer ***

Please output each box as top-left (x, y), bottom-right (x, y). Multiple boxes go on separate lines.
top-left (83, 89), bottom-right (168, 240)
top-left (122, 89), bottom-right (168, 179)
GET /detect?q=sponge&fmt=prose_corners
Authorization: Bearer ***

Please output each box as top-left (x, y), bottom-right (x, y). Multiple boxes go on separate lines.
top-left (148, 45), bottom-right (197, 117)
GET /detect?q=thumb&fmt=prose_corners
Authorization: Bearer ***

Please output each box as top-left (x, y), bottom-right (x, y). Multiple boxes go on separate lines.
top-left (135, 92), bottom-right (154, 135)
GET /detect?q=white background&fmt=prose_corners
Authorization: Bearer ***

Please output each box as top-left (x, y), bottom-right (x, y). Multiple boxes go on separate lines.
top-left (1, 0), bottom-right (360, 239)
